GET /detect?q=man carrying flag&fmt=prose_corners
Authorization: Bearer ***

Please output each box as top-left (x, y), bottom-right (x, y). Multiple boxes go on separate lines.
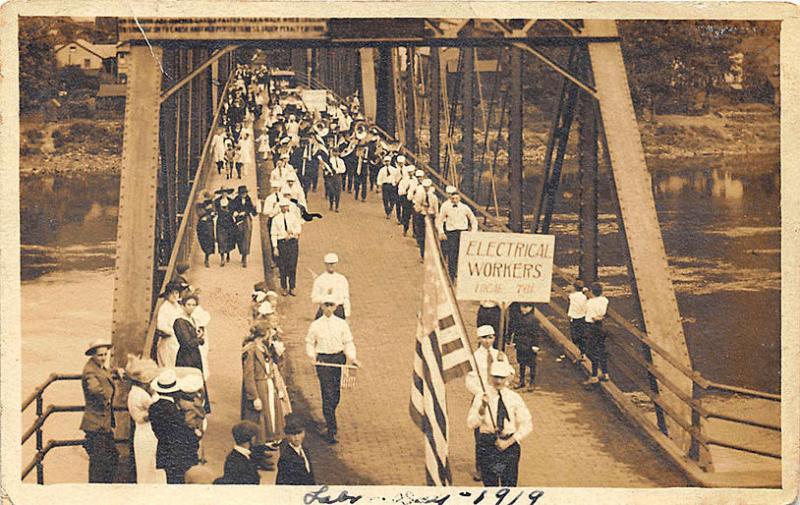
top-left (467, 360), bottom-right (532, 487)
top-left (409, 214), bottom-right (476, 485)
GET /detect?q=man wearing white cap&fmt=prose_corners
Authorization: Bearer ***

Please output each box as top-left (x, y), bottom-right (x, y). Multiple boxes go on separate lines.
top-left (280, 174), bottom-right (308, 209)
top-left (465, 324), bottom-right (508, 481)
top-left (270, 152), bottom-right (296, 189)
top-left (305, 295), bottom-right (361, 444)
top-left (467, 360), bottom-right (532, 487)
top-left (437, 186), bottom-right (478, 280)
top-left (397, 165), bottom-right (414, 233)
top-left (311, 253), bottom-right (351, 320)
top-left (412, 178), bottom-right (439, 261)
top-left (271, 199), bottom-right (303, 296)
top-left (376, 155), bottom-right (399, 219)
top-left (406, 168), bottom-right (424, 237)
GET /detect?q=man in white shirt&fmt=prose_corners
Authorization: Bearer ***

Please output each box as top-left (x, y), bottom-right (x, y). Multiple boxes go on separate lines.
top-left (583, 282), bottom-right (610, 384)
top-left (376, 155), bottom-right (398, 219)
top-left (305, 296), bottom-right (361, 444)
top-left (311, 253), bottom-right (351, 320)
top-left (412, 179), bottom-right (439, 261)
top-left (465, 325), bottom-right (509, 481)
top-left (324, 148), bottom-right (346, 213)
top-left (564, 279), bottom-right (589, 363)
top-left (280, 174), bottom-right (308, 209)
top-left (270, 153), bottom-right (296, 190)
top-left (437, 186), bottom-right (478, 280)
top-left (467, 360), bottom-right (532, 487)
top-left (397, 166), bottom-right (414, 233)
top-left (270, 199), bottom-right (302, 296)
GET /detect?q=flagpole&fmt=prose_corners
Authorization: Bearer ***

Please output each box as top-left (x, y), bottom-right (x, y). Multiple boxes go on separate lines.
top-left (425, 214), bottom-right (497, 431)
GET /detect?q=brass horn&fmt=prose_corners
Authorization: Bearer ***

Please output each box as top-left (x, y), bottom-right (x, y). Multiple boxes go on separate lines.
top-left (313, 120), bottom-right (329, 138)
top-left (354, 121), bottom-right (368, 140)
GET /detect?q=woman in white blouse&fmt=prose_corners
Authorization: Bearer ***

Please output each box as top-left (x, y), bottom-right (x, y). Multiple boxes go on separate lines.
top-left (125, 356), bottom-right (166, 483)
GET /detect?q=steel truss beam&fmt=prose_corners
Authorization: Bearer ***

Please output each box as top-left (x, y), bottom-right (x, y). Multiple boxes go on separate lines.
top-left (160, 45), bottom-right (238, 103)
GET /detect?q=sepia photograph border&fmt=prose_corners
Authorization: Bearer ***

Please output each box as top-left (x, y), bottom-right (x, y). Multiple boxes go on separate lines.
top-left (1, 1), bottom-right (798, 504)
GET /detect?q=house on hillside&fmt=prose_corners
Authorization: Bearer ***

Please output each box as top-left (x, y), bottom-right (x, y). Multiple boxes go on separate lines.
top-left (54, 38), bottom-right (130, 83)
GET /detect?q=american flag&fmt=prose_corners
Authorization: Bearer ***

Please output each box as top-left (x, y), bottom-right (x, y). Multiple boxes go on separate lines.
top-left (409, 215), bottom-right (475, 486)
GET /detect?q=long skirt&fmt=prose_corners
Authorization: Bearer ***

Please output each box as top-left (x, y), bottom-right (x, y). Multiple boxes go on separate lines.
top-left (133, 421), bottom-right (167, 483)
top-left (235, 217), bottom-right (253, 256)
top-left (241, 374), bottom-right (292, 444)
top-left (197, 219), bottom-right (216, 255)
top-left (216, 218), bottom-right (236, 254)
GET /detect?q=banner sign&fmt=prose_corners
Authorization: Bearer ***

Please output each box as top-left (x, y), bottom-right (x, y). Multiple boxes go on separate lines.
top-left (455, 231), bottom-right (555, 303)
top-left (301, 90), bottom-right (328, 113)
top-left (119, 18), bottom-right (329, 41)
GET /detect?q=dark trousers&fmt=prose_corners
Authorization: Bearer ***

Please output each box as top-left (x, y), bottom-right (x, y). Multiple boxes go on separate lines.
top-left (444, 230), bottom-right (464, 279)
top-left (315, 352), bottom-right (346, 434)
top-left (369, 164), bottom-right (380, 190)
top-left (401, 198), bottom-right (413, 232)
top-left (570, 318), bottom-right (587, 355)
top-left (165, 466), bottom-right (187, 484)
top-left (310, 168), bottom-right (319, 192)
top-left (277, 238), bottom-right (299, 290)
top-left (216, 160), bottom-right (224, 174)
top-left (235, 162), bottom-right (243, 179)
top-left (381, 183), bottom-right (395, 216)
top-left (413, 212), bottom-right (426, 258)
top-left (84, 430), bottom-right (119, 483)
top-left (300, 174), bottom-right (312, 196)
top-left (353, 172), bottom-right (368, 200)
top-left (345, 167), bottom-right (355, 192)
top-left (325, 175), bottom-right (342, 210)
top-left (477, 434), bottom-right (521, 487)
top-left (518, 352), bottom-right (537, 385)
top-left (394, 189), bottom-right (403, 222)
top-left (314, 305), bottom-right (345, 320)
top-left (587, 321), bottom-right (608, 376)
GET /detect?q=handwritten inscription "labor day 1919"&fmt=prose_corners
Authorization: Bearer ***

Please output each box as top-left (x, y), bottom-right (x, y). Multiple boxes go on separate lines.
top-left (456, 231), bottom-right (555, 304)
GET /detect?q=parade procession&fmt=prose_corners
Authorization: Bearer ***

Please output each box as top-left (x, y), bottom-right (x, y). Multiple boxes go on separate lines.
top-left (14, 15), bottom-right (786, 498)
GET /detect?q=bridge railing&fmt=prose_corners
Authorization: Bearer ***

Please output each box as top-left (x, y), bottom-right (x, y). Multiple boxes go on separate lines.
top-left (21, 374), bottom-right (129, 484)
top-left (141, 71), bottom-right (236, 359)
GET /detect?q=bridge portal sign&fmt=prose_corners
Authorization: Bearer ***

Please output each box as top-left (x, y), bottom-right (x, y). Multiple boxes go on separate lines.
top-left (119, 18), bottom-right (329, 41)
top-left (456, 231), bottom-right (555, 303)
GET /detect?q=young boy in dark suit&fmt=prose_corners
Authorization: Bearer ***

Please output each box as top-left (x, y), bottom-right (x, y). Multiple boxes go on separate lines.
top-left (276, 414), bottom-right (315, 485)
top-left (219, 421), bottom-right (261, 484)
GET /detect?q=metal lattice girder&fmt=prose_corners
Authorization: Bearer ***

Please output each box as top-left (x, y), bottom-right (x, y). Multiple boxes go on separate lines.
top-left (112, 46), bottom-right (164, 364)
top-left (584, 20), bottom-right (695, 453)
top-left (359, 48), bottom-right (377, 122)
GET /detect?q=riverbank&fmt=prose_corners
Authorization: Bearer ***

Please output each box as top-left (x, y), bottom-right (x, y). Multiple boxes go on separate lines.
top-left (18, 102), bottom-right (779, 178)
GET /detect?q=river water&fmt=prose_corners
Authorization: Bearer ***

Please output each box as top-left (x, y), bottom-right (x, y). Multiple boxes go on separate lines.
top-left (19, 166), bottom-right (781, 393)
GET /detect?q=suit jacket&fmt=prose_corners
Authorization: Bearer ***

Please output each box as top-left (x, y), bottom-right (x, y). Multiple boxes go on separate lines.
top-left (221, 448), bottom-right (260, 484)
top-left (79, 358), bottom-right (116, 432)
top-left (275, 440), bottom-right (315, 485)
top-left (149, 397), bottom-right (199, 470)
top-left (230, 195), bottom-right (258, 221)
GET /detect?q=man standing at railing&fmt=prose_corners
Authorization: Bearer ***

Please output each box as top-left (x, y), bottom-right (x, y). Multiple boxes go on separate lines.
top-left (80, 339), bottom-right (122, 483)
top-left (437, 186), bottom-right (478, 280)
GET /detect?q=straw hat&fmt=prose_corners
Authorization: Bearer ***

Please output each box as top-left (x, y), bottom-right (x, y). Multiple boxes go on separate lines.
top-left (151, 369), bottom-right (180, 394)
top-left (84, 339), bottom-right (111, 356)
top-left (125, 355), bottom-right (159, 385)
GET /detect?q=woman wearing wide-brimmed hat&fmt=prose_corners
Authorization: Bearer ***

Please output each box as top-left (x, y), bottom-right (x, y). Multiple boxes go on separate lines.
top-left (241, 325), bottom-right (291, 449)
top-left (196, 191), bottom-right (216, 268)
top-left (125, 355), bottom-right (166, 483)
top-left (149, 369), bottom-right (199, 484)
top-left (214, 188), bottom-right (237, 266)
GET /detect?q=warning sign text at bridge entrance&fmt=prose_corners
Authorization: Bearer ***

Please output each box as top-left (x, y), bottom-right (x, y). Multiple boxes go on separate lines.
top-left (456, 231), bottom-right (554, 303)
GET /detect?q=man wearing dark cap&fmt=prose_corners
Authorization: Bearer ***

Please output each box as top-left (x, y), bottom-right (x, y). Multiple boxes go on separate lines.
top-left (276, 414), bottom-right (315, 485)
top-left (218, 421), bottom-right (262, 484)
top-left (80, 339), bottom-right (122, 483)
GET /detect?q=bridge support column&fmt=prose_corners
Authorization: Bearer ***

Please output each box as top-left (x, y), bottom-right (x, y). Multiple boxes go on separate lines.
top-left (359, 48), bottom-right (377, 122)
top-left (112, 45), bottom-right (164, 363)
top-left (429, 47), bottom-right (441, 172)
top-left (461, 46), bottom-right (474, 196)
top-left (405, 47), bottom-right (417, 154)
top-left (376, 47), bottom-right (396, 136)
top-left (585, 20), bottom-right (695, 454)
top-left (577, 91), bottom-right (599, 282)
top-left (508, 46), bottom-right (523, 232)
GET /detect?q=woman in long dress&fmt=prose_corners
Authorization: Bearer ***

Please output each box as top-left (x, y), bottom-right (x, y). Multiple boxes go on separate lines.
top-left (196, 194), bottom-right (216, 268)
top-left (125, 356), bottom-right (166, 484)
top-left (214, 189), bottom-right (236, 266)
top-left (154, 281), bottom-right (183, 367)
top-left (211, 128), bottom-right (227, 175)
top-left (174, 294), bottom-right (211, 413)
top-left (241, 325), bottom-right (291, 445)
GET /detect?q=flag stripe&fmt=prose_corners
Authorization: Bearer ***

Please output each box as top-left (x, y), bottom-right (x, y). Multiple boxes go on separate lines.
top-left (438, 315), bottom-right (455, 330)
top-left (440, 338), bottom-right (465, 354)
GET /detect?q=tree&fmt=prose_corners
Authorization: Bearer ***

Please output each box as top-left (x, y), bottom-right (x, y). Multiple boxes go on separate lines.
top-left (19, 17), bottom-right (58, 112)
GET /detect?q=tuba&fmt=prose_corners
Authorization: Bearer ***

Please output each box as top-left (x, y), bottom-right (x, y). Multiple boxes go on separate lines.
top-left (354, 121), bottom-right (368, 141)
top-left (313, 120), bottom-right (330, 139)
